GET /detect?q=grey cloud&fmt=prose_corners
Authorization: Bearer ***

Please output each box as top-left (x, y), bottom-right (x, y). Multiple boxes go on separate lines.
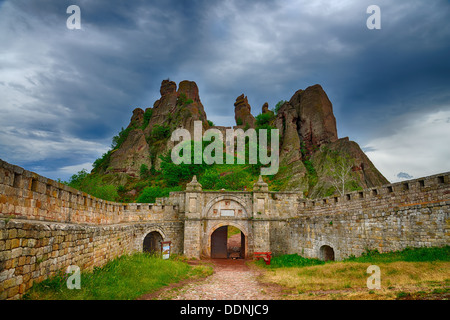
top-left (1, 0), bottom-right (449, 181)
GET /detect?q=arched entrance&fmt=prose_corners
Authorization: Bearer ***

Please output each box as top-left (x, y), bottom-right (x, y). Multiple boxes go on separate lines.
top-left (143, 231), bottom-right (163, 254)
top-left (211, 225), bottom-right (245, 259)
top-left (320, 245), bottom-right (335, 261)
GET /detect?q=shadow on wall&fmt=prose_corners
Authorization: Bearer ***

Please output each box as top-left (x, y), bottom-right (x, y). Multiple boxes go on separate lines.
top-left (320, 245), bottom-right (335, 261)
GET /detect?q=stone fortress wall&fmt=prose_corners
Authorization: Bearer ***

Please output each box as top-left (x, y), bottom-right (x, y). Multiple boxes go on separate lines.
top-left (0, 159), bottom-right (448, 299)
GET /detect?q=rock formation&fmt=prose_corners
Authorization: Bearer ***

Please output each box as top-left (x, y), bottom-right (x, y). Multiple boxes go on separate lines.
top-left (234, 94), bottom-right (256, 128)
top-left (273, 84), bottom-right (388, 194)
top-left (95, 79), bottom-right (389, 198)
top-left (105, 79), bottom-right (209, 177)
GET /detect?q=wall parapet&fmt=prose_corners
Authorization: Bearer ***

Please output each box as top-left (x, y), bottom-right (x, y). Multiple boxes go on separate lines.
top-left (297, 172), bottom-right (450, 215)
top-left (0, 159), bottom-right (179, 225)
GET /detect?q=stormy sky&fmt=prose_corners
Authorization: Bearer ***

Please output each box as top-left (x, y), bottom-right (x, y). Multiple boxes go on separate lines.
top-left (0, 0), bottom-right (449, 183)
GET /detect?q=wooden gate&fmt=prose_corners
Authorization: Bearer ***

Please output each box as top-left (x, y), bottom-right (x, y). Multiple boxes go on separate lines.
top-left (211, 226), bottom-right (228, 258)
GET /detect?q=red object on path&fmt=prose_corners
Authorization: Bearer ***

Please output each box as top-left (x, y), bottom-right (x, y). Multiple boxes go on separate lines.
top-left (254, 252), bottom-right (272, 265)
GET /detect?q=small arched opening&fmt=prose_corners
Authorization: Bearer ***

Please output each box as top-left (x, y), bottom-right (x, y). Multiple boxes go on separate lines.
top-left (211, 225), bottom-right (245, 259)
top-left (143, 231), bottom-right (163, 254)
top-left (320, 245), bottom-right (335, 261)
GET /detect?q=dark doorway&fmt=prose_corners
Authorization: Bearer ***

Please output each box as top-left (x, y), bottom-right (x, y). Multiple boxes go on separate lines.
top-left (320, 245), bottom-right (335, 261)
top-left (211, 226), bottom-right (245, 259)
top-left (143, 231), bottom-right (163, 254)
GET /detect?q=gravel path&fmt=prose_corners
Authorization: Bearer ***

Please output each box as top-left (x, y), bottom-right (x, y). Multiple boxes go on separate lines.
top-left (153, 259), bottom-right (279, 300)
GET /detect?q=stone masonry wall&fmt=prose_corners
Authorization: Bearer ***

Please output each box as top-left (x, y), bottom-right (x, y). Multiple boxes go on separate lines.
top-left (270, 172), bottom-right (450, 259)
top-left (1, 157), bottom-right (449, 299)
top-left (0, 159), bottom-right (184, 299)
top-left (0, 159), bottom-right (183, 225)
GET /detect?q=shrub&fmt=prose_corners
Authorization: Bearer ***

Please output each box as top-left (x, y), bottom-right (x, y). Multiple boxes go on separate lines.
top-left (92, 150), bottom-right (112, 172)
top-left (137, 186), bottom-right (182, 203)
top-left (273, 100), bottom-right (287, 115)
top-left (159, 151), bottom-right (207, 187)
top-left (111, 126), bottom-right (134, 150)
top-left (199, 169), bottom-right (220, 189)
top-left (151, 124), bottom-right (171, 141)
top-left (177, 93), bottom-right (193, 106)
top-left (216, 171), bottom-right (250, 190)
top-left (142, 108), bottom-right (153, 129)
top-left (140, 164), bottom-right (149, 177)
top-left (255, 112), bottom-right (275, 126)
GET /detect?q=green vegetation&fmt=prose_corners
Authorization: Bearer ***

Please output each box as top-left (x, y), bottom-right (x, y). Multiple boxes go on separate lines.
top-left (227, 226), bottom-right (241, 238)
top-left (344, 246), bottom-right (450, 263)
top-left (177, 93), bottom-right (193, 106)
top-left (272, 100), bottom-right (287, 115)
top-left (256, 246), bottom-right (450, 269)
top-left (256, 254), bottom-right (325, 269)
top-left (255, 112), bottom-right (275, 127)
top-left (257, 246), bottom-right (450, 300)
top-left (150, 124), bottom-right (171, 141)
top-left (65, 169), bottom-right (119, 201)
top-left (142, 108), bottom-right (153, 130)
top-left (23, 253), bottom-right (212, 300)
top-left (137, 185), bottom-right (182, 203)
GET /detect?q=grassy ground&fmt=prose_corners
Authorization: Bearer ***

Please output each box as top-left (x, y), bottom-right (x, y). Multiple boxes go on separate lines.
top-left (23, 253), bottom-right (213, 300)
top-left (255, 246), bottom-right (450, 300)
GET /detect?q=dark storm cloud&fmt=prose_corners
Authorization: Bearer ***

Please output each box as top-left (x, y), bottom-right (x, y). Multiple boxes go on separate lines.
top-left (0, 0), bottom-right (449, 181)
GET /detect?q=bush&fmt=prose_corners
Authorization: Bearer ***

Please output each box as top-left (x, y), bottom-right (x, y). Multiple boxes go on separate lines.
top-left (65, 170), bottom-right (118, 201)
top-left (111, 127), bottom-right (133, 150)
top-left (92, 151), bottom-right (112, 172)
top-left (137, 186), bottom-right (182, 203)
top-left (151, 124), bottom-right (171, 141)
top-left (159, 151), bottom-right (207, 187)
top-left (216, 171), bottom-right (250, 190)
top-left (177, 93), bottom-right (193, 106)
top-left (255, 112), bottom-right (275, 126)
top-left (199, 169), bottom-right (221, 189)
top-left (142, 108), bottom-right (153, 129)
top-left (273, 100), bottom-right (287, 115)
top-left (140, 164), bottom-right (149, 178)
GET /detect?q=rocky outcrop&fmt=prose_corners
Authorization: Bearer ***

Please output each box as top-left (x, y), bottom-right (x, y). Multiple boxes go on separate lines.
top-left (108, 128), bottom-right (150, 177)
top-left (97, 79), bottom-right (388, 198)
top-left (289, 84), bottom-right (338, 156)
top-left (106, 79), bottom-right (210, 176)
top-left (272, 84), bottom-right (388, 194)
top-left (234, 94), bottom-right (256, 128)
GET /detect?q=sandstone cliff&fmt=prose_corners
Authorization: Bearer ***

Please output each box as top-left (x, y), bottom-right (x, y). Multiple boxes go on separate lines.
top-left (100, 79), bottom-right (209, 178)
top-left (272, 84), bottom-right (388, 194)
top-left (91, 80), bottom-right (388, 199)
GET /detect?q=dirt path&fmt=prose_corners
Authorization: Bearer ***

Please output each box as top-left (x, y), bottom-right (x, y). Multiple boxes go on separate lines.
top-left (140, 258), bottom-right (284, 300)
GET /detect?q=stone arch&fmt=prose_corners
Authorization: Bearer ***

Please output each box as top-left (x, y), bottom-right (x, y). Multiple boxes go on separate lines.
top-left (207, 222), bottom-right (248, 259)
top-left (319, 245), bottom-right (335, 261)
top-left (141, 227), bottom-right (166, 254)
top-left (202, 194), bottom-right (250, 218)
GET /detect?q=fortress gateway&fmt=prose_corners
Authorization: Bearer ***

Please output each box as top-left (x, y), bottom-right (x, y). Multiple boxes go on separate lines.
top-left (0, 159), bottom-right (449, 299)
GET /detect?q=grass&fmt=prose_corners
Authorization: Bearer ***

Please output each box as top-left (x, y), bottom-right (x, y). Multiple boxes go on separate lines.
top-left (343, 246), bottom-right (450, 263)
top-left (256, 246), bottom-right (450, 300)
top-left (23, 253), bottom-right (212, 300)
top-left (227, 225), bottom-right (242, 238)
top-left (256, 253), bottom-right (325, 268)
